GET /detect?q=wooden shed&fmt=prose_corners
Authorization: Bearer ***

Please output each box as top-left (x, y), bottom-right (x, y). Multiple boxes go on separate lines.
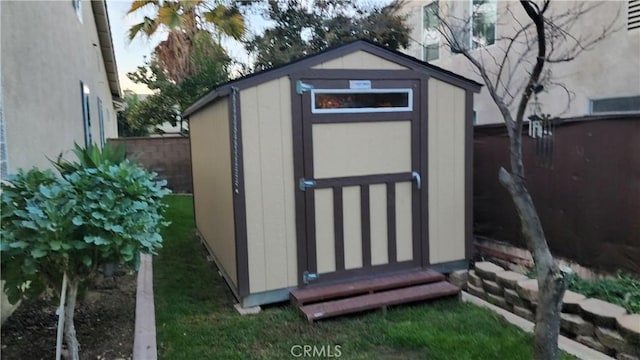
top-left (183, 40), bottom-right (481, 310)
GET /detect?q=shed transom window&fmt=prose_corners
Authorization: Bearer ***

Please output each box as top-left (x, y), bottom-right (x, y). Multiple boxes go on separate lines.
top-left (311, 89), bottom-right (413, 114)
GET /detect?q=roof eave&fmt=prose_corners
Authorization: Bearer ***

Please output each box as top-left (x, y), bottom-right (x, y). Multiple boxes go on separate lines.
top-left (183, 40), bottom-right (483, 117)
top-left (92, 0), bottom-right (121, 99)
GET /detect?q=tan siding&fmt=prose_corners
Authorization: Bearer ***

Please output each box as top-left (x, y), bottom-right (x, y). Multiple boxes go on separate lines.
top-left (428, 79), bottom-right (466, 264)
top-left (370, 184), bottom-right (389, 265)
top-left (312, 121), bottom-right (412, 178)
top-left (395, 182), bottom-right (414, 262)
top-left (190, 99), bottom-right (237, 285)
top-left (312, 50), bottom-right (408, 70)
top-left (343, 186), bottom-right (363, 270)
top-left (241, 77), bottom-right (298, 293)
top-left (315, 188), bottom-right (336, 274)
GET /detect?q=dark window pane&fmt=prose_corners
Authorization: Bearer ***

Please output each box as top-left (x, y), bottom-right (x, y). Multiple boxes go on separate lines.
top-left (314, 92), bottom-right (410, 110)
top-left (592, 96), bottom-right (640, 113)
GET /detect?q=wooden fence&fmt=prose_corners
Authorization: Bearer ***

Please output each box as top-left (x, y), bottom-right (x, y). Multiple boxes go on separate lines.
top-left (473, 115), bottom-right (640, 274)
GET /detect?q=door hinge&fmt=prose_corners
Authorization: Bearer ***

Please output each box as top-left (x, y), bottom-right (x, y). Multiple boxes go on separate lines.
top-left (299, 178), bottom-right (316, 191)
top-left (296, 80), bottom-right (314, 94)
top-left (303, 271), bottom-right (319, 284)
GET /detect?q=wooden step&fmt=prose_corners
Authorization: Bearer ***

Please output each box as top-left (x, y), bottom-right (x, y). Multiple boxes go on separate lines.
top-left (291, 270), bottom-right (445, 306)
top-left (299, 281), bottom-right (460, 322)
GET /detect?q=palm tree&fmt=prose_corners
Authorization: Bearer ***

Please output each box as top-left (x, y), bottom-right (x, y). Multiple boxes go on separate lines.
top-left (127, 0), bottom-right (245, 83)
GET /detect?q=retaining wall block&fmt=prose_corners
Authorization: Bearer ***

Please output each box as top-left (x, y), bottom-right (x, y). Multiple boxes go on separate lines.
top-left (496, 271), bottom-right (528, 290)
top-left (560, 312), bottom-right (594, 337)
top-left (617, 314), bottom-right (640, 345)
top-left (467, 283), bottom-right (487, 300)
top-left (482, 279), bottom-right (504, 296)
top-left (504, 288), bottom-right (529, 308)
top-left (513, 305), bottom-right (535, 322)
top-left (596, 327), bottom-right (639, 356)
top-left (474, 262), bottom-right (505, 281)
top-left (577, 335), bottom-right (609, 353)
top-left (468, 270), bottom-right (483, 288)
top-left (580, 298), bottom-right (627, 328)
top-left (487, 293), bottom-right (511, 311)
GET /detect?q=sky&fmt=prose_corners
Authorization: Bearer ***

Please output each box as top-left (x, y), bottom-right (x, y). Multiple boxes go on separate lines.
top-left (106, 0), bottom-right (269, 95)
top-left (107, 1), bottom-right (161, 94)
top-left (106, 0), bottom-right (393, 95)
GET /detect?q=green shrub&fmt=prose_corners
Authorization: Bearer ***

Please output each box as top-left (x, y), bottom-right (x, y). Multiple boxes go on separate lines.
top-left (1, 144), bottom-right (170, 360)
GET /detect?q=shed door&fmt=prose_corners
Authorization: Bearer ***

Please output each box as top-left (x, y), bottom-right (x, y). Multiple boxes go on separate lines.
top-left (295, 76), bottom-right (424, 285)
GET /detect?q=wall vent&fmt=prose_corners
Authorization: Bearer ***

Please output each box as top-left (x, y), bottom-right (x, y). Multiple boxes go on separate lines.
top-left (630, 0), bottom-right (640, 30)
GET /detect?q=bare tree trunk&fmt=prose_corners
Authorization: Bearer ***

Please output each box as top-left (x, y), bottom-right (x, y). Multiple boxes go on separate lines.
top-left (499, 166), bottom-right (566, 360)
top-left (64, 278), bottom-right (80, 360)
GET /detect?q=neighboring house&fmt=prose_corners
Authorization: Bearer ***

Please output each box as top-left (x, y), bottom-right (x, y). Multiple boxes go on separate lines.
top-left (401, 0), bottom-right (640, 124)
top-left (0, 0), bottom-right (122, 177)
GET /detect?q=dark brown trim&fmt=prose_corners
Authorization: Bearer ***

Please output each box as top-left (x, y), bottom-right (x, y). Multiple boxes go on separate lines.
top-left (360, 184), bottom-right (372, 268)
top-left (312, 261), bottom-right (421, 284)
top-left (386, 182), bottom-right (397, 263)
top-left (291, 74), bottom-right (309, 287)
top-left (465, 90), bottom-right (474, 260)
top-left (314, 173), bottom-right (413, 188)
top-left (333, 186), bottom-right (345, 271)
top-left (302, 82), bottom-right (318, 277)
top-left (308, 113), bottom-right (415, 124)
top-left (183, 40), bottom-right (481, 118)
top-left (295, 69), bottom-right (420, 80)
top-left (228, 87), bottom-right (250, 297)
top-left (420, 76), bottom-right (430, 267)
top-left (410, 79), bottom-right (422, 268)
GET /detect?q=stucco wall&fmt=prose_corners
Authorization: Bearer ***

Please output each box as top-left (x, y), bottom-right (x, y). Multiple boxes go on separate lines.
top-left (402, 0), bottom-right (639, 124)
top-left (1, 0), bottom-right (117, 173)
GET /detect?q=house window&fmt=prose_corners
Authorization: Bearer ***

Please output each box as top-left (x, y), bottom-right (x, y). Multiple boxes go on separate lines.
top-left (450, 0), bottom-right (497, 52)
top-left (97, 97), bottom-right (105, 147)
top-left (590, 96), bottom-right (640, 114)
top-left (423, 2), bottom-right (440, 61)
top-left (311, 89), bottom-right (413, 114)
top-left (472, 0), bottom-right (497, 49)
top-left (71, 0), bottom-right (83, 23)
top-left (81, 82), bottom-right (92, 146)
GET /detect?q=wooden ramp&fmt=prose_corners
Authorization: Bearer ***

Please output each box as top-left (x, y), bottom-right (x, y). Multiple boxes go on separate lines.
top-left (290, 270), bottom-right (460, 322)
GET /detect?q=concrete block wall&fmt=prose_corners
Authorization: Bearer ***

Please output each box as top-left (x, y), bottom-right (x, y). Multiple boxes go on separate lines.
top-left (108, 136), bottom-right (192, 193)
top-left (464, 262), bottom-right (640, 359)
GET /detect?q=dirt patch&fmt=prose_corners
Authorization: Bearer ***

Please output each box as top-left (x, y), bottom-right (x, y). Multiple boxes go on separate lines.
top-left (1, 271), bottom-right (136, 360)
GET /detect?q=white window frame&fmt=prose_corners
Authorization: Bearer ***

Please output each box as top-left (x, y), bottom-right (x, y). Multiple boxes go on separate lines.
top-left (311, 88), bottom-right (414, 114)
top-left (422, 1), bottom-right (440, 62)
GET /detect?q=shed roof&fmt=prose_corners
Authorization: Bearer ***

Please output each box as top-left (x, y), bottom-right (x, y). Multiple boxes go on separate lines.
top-left (183, 40), bottom-right (482, 118)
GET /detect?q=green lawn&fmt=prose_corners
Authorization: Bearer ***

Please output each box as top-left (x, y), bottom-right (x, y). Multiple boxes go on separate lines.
top-left (155, 195), bottom-right (575, 360)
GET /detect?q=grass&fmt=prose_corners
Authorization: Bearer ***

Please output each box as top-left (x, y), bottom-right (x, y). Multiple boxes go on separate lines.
top-left (155, 195), bottom-right (576, 360)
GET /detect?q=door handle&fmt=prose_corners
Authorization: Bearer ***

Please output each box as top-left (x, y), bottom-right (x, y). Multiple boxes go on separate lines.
top-left (412, 171), bottom-right (422, 190)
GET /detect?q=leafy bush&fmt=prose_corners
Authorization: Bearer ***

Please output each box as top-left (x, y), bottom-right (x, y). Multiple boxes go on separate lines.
top-left (568, 273), bottom-right (640, 314)
top-left (1, 144), bottom-right (169, 360)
